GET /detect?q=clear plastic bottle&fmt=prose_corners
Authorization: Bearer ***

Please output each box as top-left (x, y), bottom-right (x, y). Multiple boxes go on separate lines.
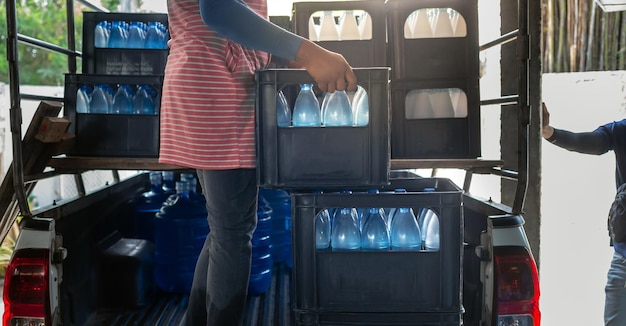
top-left (76, 85), bottom-right (91, 114)
top-left (331, 206), bottom-right (361, 250)
top-left (421, 208), bottom-right (440, 251)
top-left (390, 189), bottom-right (421, 250)
top-left (339, 10), bottom-right (360, 41)
top-left (292, 84), bottom-right (321, 127)
top-left (276, 90), bottom-right (291, 127)
top-left (352, 85), bottom-right (369, 126)
top-left (361, 207), bottom-right (389, 250)
top-left (321, 90), bottom-right (353, 126)
top-left (318, 11), bottom-right (339, 41)
top-left (111, 84), bottom-right (134, 114)
top-left (315, 208), bottom-right (331, 250)
top-left (89, 84), bottom-right (111, 114)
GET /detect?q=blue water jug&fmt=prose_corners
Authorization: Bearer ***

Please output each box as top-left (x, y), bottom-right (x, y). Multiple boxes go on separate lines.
top-left (259, 188), bottom-right (291, 267)
top-left (321, 90), bottom-right (353, 126)
top-left (134, 172), bottom-right (169, 242)
top-left (249, 195), bottom-right (273, 295)
top-left (292, 84), bottom-right (321, 126)
top-left (161, 171), bottom-right (176, 196)
top-left (154, 181), bottom-right (209, 293)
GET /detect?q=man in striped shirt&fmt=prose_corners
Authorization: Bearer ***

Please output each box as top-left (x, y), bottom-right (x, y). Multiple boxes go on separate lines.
top-left (160, 0), bottom-right (357, 325)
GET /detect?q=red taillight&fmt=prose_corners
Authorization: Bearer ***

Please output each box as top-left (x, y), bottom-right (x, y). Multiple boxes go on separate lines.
top-left (493, 246), bottom-right (541, 326)
top-left (3, 248), bottom-right (51, 326)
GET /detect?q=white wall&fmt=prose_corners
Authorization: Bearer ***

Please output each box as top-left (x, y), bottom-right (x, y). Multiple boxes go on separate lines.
top-left (541, 71), bottom-right (626, 326)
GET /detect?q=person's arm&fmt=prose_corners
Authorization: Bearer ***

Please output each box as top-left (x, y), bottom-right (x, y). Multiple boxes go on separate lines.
top-left (542, 102), bottom-right (610, 155)
top-left (198, 0), bottom-right (357, 93)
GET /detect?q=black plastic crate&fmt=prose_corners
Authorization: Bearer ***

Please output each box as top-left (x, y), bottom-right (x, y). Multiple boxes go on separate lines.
top-left (390, 79), bottom-right (481, 159)
top-left (255, 68), bottom-right (391, 190)
top-left (386, 0), bottom-right (479, 81)
top-left (82, 12), bottom-right (169, 75)
top-left (291, 177), bottom-right (463, 325)
top-left (64, 73), bottom-right (162, 157)
top-left (292, 0), bottom-right (387, 68)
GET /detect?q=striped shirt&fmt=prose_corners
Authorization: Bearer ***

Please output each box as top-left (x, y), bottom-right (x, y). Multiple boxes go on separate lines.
top-left (159, 0), bottom-right (301, 170)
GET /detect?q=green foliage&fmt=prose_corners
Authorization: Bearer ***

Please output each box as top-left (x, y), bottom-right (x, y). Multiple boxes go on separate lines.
top-left (0, 0), bottom-right (85, 85)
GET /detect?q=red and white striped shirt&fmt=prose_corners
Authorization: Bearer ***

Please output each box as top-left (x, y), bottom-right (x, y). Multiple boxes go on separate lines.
top-left (159, 0), bottom-right (271, 170)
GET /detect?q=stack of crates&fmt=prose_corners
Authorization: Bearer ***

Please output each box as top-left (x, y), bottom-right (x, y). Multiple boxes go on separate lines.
top-left (64, 12), bottom-right (168, 157)
top-left (386, 0), bottom-right (481, 159)
top-left (256, 1), bottom-right (470, 324)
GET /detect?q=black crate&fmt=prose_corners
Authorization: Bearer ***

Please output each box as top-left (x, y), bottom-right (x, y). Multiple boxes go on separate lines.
top-left (82, 12), bottom-right (169, 75)
top-left (292, 0), bottom-right (387, 68)
top-left (64, 74), bottom-right (162, 157)
top-left (291, 177), bottom-right (463, 325)
top-left (387, 0), bottom-right (479, 81)
top-left (390, 79), bottom-right (481, 159)
top-left (255, 68), bottom-right (391, 190)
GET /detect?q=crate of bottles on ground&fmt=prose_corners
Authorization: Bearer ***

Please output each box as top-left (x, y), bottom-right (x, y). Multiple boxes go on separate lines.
top-left (83, 12), bottom-right (169, 75)
top-left (64, 73), bottom-right (162, 157)
top-left (292, 0), bottom-right (387, 67)
top-left (255, 67), bottom-right (390, 190)
top-left (291, 175), bottom-right (463, 321)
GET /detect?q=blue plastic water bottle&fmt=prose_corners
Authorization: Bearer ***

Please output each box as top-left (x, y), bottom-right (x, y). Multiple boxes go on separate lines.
top-left (108, 21), bottom-right (127, 48)
top-left (89, 84), bottom-right (110, 114)
top-left (127, 21), bottom-right (146, 48)
top-left (390, 189), bottom-right (422, 250)
top-left (292, 84), bottom-right (321, 126)
top-left (111, 84), bottom-right (134, 114)
top-left (321, 90), bottom-right (353, 126)
top-left (420, 208), bottom-right (440, 251)
top-left (133, 85), bottom-right (156, 114)
top-left (276, 90), bottom-right (291, 127)
top-left (94, 21), bottom-right (109, 48)
top-left (145, 22), bottom-right (164, 49)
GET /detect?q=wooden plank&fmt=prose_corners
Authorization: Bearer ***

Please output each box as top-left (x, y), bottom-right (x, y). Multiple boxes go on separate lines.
top-left (48, 156), bottom-right (185, 171)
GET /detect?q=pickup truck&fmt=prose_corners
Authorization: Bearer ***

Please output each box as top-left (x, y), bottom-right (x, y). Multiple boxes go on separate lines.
top-left (1, 0), bottom-right (541, 325)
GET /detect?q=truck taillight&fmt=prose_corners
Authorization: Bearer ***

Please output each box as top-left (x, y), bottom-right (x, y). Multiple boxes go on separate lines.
top-left (493, 246), bottom-right (540, 326)
top-left (3, 248), bottom-right (51, 326)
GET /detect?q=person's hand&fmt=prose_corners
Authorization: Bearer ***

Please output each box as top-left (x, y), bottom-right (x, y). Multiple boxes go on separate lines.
top-left (294, 39), bottom-right (357, 93)
top-left (542, 102), bottom-right (554, 139)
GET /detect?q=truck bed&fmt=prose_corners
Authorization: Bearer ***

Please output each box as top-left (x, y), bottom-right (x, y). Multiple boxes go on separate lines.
top-left (84, 263), bottom-right (293, 326)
